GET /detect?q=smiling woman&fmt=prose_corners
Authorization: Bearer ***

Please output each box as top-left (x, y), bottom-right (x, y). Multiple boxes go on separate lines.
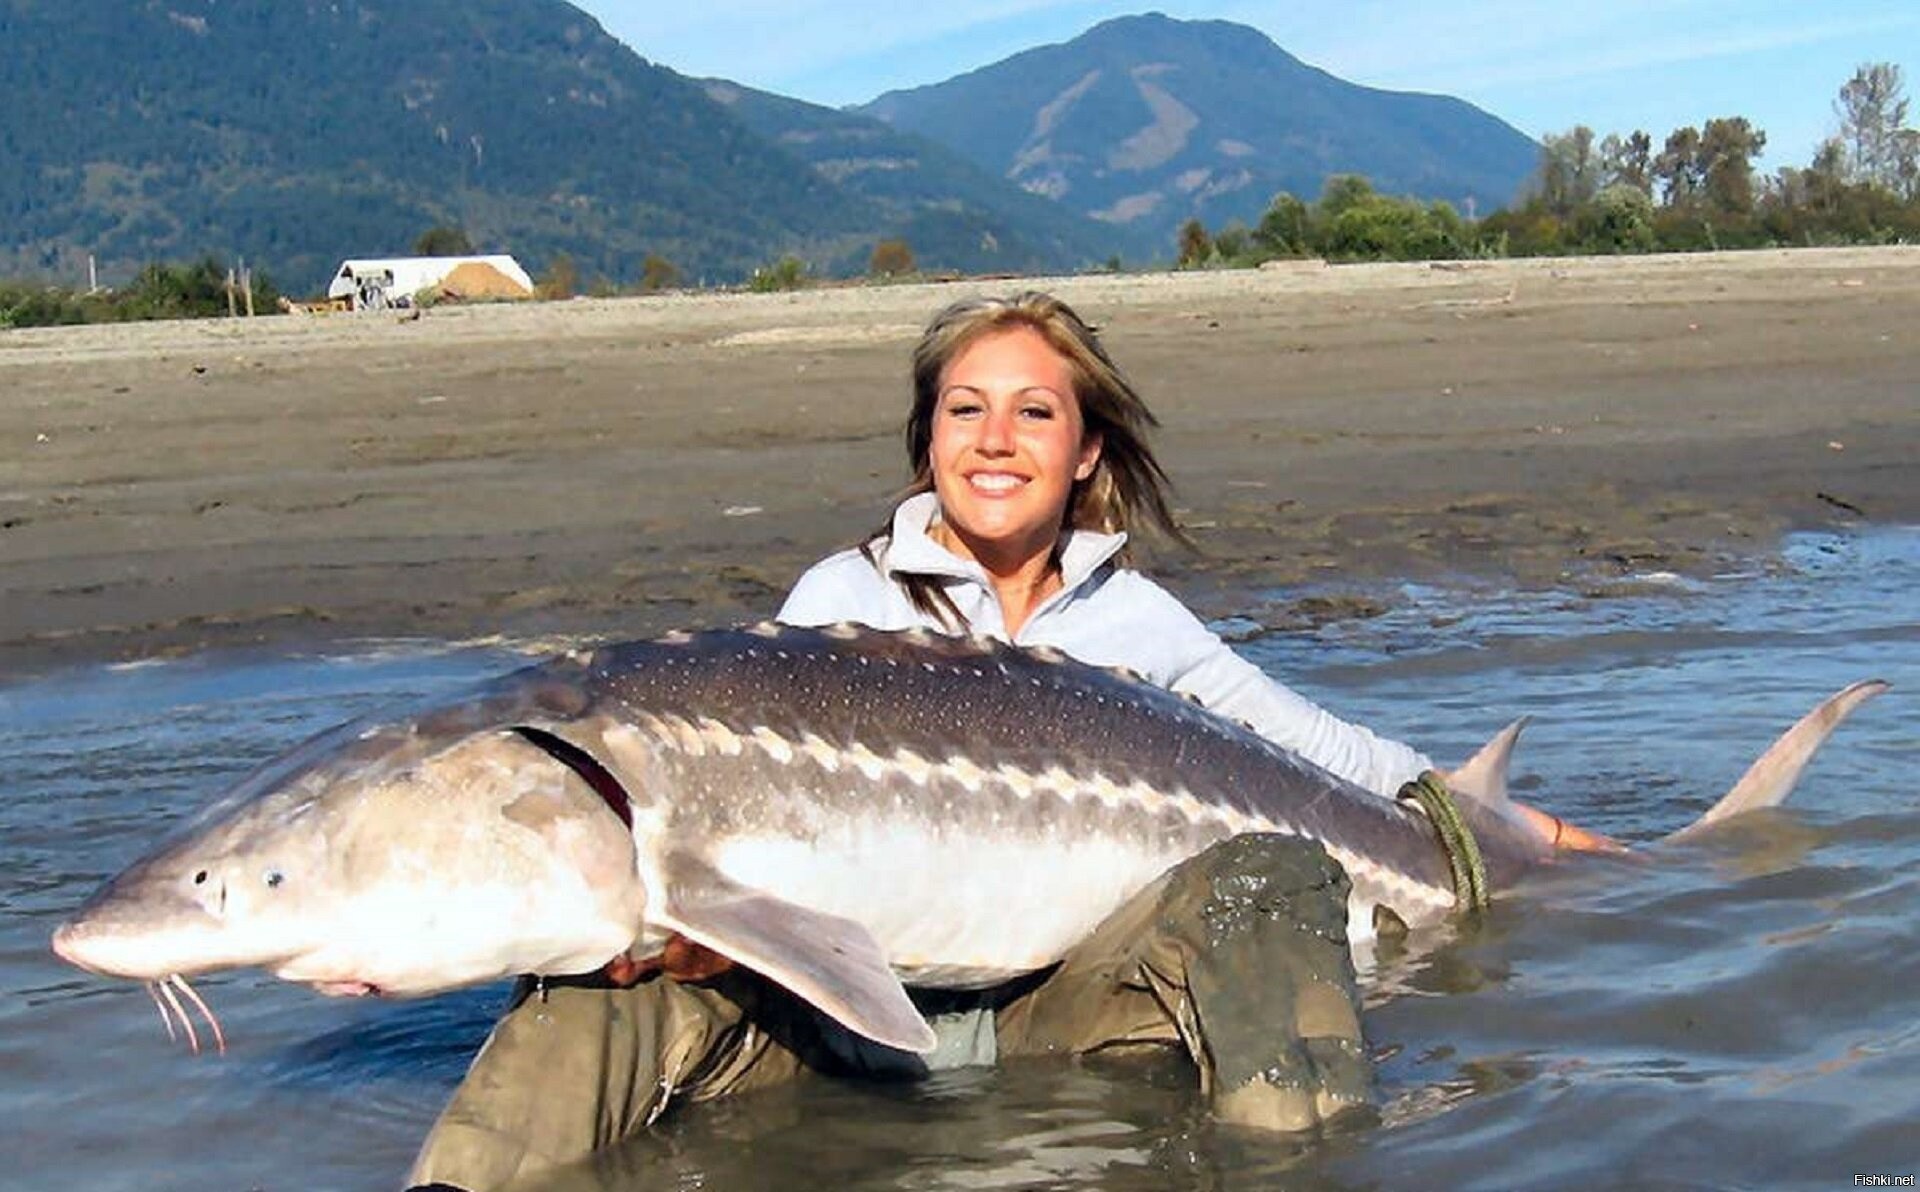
top-left (402, 293), bottom-right (1458, 1189)
top-left (887, 292), bottom-right (1178, 635)
top-left (778, 290), bottom-right (1434, 797)
top-left (924, 326), bottom-right (1103, 632)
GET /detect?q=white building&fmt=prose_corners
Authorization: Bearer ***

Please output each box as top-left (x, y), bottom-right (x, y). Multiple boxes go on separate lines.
top-left (326, 255), bottom-right (534, 309)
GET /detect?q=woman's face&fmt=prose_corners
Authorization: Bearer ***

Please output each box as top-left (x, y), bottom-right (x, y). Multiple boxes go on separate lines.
top-left (928, 326), bottom-right (1103, 574)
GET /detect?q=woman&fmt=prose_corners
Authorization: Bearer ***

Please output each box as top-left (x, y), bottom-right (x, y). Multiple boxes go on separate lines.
top-left (406, 292), bottom-right (1394, 1191)
top-left (779, 290), bottom-right (1430, 797)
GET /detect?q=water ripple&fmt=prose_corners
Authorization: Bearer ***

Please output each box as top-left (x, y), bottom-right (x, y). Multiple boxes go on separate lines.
top-left (5, 529), bottom-right (1914, 1190)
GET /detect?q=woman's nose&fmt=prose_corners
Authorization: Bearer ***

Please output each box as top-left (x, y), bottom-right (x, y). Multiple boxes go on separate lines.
top-left (978, 408), bottom-right (1015, 453)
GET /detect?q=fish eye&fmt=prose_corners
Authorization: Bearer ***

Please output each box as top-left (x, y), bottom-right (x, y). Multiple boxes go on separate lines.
top-left (193, 870), bottom-right (208, 885)
top-left (264, 870), bottom-right (284, 889)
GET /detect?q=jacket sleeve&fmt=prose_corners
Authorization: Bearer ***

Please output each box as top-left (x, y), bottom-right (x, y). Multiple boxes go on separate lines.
top-left (1172, 645), bottom-right (1431, 798)
top-left (1126, 580), bottom-right (1431, 799)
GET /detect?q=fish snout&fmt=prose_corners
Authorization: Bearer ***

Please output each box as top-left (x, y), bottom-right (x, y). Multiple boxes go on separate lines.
top-left (49, 920), bottom-right (90, 969)
top-left (49, 915), bottom-right (144, 978)
top-left (48, 879), bottom-right (236, 981)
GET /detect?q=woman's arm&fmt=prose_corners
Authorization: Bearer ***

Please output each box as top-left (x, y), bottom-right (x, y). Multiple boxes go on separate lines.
top-left (1099, 574), bottom-right (1431, 799)
top-left (1171, 643), bottom-right (1431, 799)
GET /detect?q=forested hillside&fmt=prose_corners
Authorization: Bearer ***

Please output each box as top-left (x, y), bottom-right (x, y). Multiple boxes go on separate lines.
top-left (0, 0), bottom-right (881, 288)
top-left (0, 4), bottom-right (1577, 293)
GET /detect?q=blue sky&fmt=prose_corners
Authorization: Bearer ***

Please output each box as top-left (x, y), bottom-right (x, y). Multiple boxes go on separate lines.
top-left (577, 1), bottom-right (1917, 170)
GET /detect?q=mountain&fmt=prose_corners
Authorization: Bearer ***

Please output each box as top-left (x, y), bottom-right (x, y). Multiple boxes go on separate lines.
top-left (0, 4), bottom-right (1542, 289)
top-left (700, 79), bottom-right (1122, 274)
top-left (859, 13), bottom-right (1540, 251)
top-left (0, 0), bottom-right (886, 289)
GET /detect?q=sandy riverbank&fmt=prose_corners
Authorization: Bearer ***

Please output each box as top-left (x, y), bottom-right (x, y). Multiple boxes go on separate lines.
top-left (3, 246), bottom-right (1915, 677)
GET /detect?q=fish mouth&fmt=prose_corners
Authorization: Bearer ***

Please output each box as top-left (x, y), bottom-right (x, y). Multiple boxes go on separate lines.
top-left (310, 980), bottom-right (383, 997)
top-left (51, 923), bottom-right (233, 1054)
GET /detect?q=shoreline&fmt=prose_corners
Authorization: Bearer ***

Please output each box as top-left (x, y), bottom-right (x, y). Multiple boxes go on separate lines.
top-left (5, 246), bottom-right (1916, 679)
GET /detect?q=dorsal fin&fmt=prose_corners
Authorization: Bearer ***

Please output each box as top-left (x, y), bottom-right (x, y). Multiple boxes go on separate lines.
top-left (1666, 679), bottom-right (1890, 842)
top-left (1443, 717), bottom-right (1529, 808)
top-left (1440, 717), bottom-right (1624, 854)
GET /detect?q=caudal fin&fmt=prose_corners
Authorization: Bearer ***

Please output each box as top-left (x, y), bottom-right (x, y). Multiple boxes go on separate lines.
top-left (1664, 680), bottom-right (1890, 843)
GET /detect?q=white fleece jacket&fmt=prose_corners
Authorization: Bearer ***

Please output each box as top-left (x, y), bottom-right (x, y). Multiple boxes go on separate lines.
top-left (777, 492), bottom-right (1430, 800)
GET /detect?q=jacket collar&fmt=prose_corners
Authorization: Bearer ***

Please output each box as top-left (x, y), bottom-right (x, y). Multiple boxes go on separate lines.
top-left (881, 491), bottom-right (1128, 592)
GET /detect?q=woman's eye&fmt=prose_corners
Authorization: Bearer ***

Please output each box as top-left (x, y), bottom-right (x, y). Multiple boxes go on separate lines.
top-left (1021, 405), bottom-right (1055, 420)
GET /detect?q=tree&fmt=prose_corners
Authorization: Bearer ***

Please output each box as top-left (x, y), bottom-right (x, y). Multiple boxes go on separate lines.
top-left (414, 225), bottom-right (475, 256)
top-left (1698, 117), bottom-right (1766, 214)
top-left (1211, 221), bottom-right (1251, 262)
top-left (1319, 194), bottom-right (1464, 262)
top-left (1806, 137), bottom-right (1849, 214)
top-left (1317, 174), bottom-right (1376, 220)
top-left (1836, 63), bottom-right (1910, 187)
top-left (640, 253), bottom-right (680, 293)
top-left (1534, 125), bottom-right (1601, 217)
top-left (539, 252), bottom-right (578, 300)
top-left (1653, 126), bottom-right (1703, 207)
top-left (1894, 128), bottom-right (1920, 200)
top-left (123, 256), bottom-right (228, 318)
top-left (1600, 130), bottom-right (1654, 196)
top-left (1176, 218), bottom-right (1212, 268)
top-left (868, 238), bottom-right (915, 278)
top-left (1253, 192), bottom-right (1312, 257)
top-left (1577, 184), bottom-right (1656, 253)
top-left (1, 258), bottom-right (281, 326)
top-left (1425, 200), bottom-right (1468, 253)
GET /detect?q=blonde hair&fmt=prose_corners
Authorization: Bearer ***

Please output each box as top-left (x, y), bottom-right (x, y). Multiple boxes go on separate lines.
top-left (872, 291), bottom-right (1188, 627)
top-left (902, 290), bottom-right (1183, 549)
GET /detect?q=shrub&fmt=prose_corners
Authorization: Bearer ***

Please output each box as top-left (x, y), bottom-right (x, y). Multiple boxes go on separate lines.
top-left (640, 254), bottom-right (680, 292)
top-left (748, 254), bottom-right (810, 292)
top-left (868, 238), bottom-right (915, 278)
top-left (1176, 218), bottom-right (1212, 268)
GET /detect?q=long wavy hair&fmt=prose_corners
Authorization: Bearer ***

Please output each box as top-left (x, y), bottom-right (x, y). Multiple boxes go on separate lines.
top-left (870, 291), bottom-right (1187, 628)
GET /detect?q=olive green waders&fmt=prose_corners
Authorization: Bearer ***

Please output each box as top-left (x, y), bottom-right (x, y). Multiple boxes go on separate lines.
top-left (407, 834), bottom-right (1370, 1191)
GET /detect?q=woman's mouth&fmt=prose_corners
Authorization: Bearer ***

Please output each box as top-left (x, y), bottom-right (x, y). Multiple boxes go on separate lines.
top-left (967, 472), bottom-right (1027, 493)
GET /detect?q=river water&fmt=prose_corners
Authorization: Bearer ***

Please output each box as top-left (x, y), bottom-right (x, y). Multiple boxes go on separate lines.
top-left (4, 528), bottom-right (1914, 1191)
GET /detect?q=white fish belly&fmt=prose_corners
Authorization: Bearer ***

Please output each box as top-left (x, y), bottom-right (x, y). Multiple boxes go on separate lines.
top-left (712, 821), bottom-right (1196, 988)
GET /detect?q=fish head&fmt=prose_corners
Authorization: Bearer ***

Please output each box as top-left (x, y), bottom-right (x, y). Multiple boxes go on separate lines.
top-left (51, 781), bottom-right (339, 985)
top-left (54, 719), bottom-right (646, 997)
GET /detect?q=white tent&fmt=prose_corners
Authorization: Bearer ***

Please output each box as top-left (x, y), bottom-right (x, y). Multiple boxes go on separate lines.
top-left (326, 255), bottom-right (534, 309)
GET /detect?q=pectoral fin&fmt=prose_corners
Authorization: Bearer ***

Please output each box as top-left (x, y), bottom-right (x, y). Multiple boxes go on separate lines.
top-left (649, 851), bottom-right (936, 1054)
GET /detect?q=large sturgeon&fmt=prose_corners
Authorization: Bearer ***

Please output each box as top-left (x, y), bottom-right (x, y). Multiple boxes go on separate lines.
top-left (52, 623), bottom-right (1887, 1054)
